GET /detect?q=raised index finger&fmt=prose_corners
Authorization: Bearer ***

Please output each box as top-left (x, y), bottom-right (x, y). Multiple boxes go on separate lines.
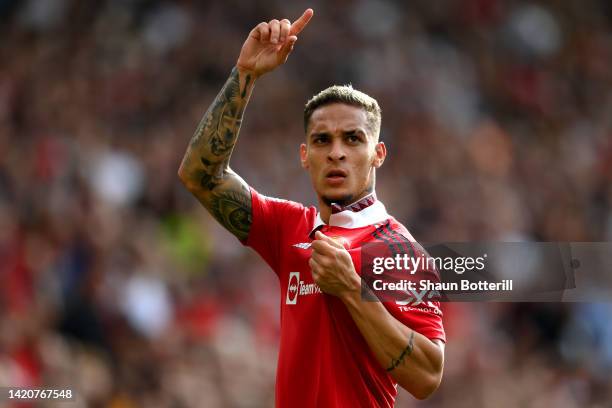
top-left (290, 8), bottom-right (314, 36)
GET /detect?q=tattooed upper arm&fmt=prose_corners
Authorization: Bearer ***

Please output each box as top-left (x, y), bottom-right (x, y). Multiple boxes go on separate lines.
top-left (178, 67), bottom-right (255, 241)
top-left (192, 171), bottom-right (252, 241)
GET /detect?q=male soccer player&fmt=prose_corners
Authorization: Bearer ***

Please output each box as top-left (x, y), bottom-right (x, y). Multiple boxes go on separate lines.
top-left (178, 8), bottom-right (445, 406)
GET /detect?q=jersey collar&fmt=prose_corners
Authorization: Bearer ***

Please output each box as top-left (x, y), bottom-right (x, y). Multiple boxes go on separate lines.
top-left (309, 193), bottom-right (390, 237)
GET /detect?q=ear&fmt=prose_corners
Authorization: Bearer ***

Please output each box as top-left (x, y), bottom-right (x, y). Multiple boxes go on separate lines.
top-left (373, 142), bottom-right (386, 168)
top-left (300, 143), bottom-right (309, 169)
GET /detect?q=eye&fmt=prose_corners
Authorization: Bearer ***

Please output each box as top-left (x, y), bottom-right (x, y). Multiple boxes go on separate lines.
top-left (312, 135), bottom-right (329, 145)
top-left (346, 134), bottom-right (361, 144)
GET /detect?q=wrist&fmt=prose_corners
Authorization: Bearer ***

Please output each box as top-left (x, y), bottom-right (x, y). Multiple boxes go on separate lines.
top-left (339, 275), bottom-right (362, 305)
top-left (235, 64), bottom-right (261, 80)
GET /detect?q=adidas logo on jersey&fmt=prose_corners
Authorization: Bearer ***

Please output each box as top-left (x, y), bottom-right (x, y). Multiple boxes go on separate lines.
top-left (292, 242), bottom-right (312, 250)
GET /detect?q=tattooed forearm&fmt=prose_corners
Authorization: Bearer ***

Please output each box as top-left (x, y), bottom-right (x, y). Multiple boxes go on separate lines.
top-left (179, 67), bottom-right (256, 240)
top-left (186, 67), bottom-right (252, 180)
top-left (386, 330), bottom-right (415, 372)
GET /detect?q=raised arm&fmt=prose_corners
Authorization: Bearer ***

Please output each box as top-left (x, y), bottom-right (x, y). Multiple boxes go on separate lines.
top-left (178, 9), bottom-right (313, 240)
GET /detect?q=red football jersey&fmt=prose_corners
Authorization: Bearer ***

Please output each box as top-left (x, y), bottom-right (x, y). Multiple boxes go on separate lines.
top-left (244, 189), bottom-right (445, 407)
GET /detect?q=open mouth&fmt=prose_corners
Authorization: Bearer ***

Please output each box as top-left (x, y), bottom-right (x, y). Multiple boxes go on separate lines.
top-left (325, 169), bottom-right (347, 185)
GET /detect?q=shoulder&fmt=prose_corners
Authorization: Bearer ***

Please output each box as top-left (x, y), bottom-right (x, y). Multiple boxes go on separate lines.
top-left (369, 216), bottom-right (415, 243)
top-left (377, 217), bottom-right (432, 257)
top-left (386, 217), bottom-right (416, 242)
top-left (250, 188), bottom-right (317, 220)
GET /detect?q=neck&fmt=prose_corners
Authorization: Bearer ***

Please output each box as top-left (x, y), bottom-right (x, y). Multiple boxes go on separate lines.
top-left (318, 190), bottom-right (376, 223)
top-left (319, 204), bottom-right (332, 224)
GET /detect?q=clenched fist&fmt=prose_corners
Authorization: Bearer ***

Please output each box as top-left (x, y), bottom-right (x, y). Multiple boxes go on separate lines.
top-left (309, 231), bottom-right (360, 298)
top-left (236, 8), bottom-right (313, 77)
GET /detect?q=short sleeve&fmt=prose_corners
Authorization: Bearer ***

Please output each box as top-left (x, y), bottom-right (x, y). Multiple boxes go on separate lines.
top-left (384, 300), bottom-right (446, 343)
top-left (243, 188), bottom-right (309, 275)
top-left (364, 224), bottom-right (446, 343)
top-left (384, 242), bottom-right (446, 342)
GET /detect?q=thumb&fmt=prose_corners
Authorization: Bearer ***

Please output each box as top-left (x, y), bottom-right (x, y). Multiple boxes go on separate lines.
top-left (278, 35), bottom-right (298, 63)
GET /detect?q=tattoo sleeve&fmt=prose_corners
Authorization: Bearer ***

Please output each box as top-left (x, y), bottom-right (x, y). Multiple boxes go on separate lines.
top-left (386, 330), bottom-right (415, 372)
top-left (178, 67), bottom-right (255, 241)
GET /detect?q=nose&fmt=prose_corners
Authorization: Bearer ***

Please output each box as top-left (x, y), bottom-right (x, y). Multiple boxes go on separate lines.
top-left (327, 139), bottom-right (346, 162)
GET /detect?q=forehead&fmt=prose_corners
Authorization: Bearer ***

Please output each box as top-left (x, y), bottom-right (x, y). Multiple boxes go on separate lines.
top-left (308, 103), bottom-right (369, 134)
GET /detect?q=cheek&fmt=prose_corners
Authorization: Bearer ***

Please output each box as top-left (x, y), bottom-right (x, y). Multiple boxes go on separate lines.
top-left (355, 152), bottom-right (374, 170)
top-left (309, 152), bottom-right (327, 171)
top-left (304, 154), bottom-right (323, 177)
top-left (351, 152), bottom-right (375, 182)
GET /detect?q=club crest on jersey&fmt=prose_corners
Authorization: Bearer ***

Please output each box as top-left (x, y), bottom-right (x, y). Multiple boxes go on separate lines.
top-left (285, 272), bottom-right (321, 305)
top-left (328, 236), bottom-right (349, 248)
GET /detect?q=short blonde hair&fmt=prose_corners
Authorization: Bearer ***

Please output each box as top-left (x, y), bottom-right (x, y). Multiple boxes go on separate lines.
top-left (304, 85), bottom-right (381, 138)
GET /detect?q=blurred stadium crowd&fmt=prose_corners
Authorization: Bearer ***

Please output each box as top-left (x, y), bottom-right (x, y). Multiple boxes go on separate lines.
top-left (0, 0), bottom-right (611, 407)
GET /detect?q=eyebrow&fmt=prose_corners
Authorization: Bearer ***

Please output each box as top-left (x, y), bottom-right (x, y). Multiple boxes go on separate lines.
top-left (343, 129), bottom-right (366, 137)
top-left (309, 131), bottom-right (330, 140)
top-left (310, 129), bottom-right (366, 138)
